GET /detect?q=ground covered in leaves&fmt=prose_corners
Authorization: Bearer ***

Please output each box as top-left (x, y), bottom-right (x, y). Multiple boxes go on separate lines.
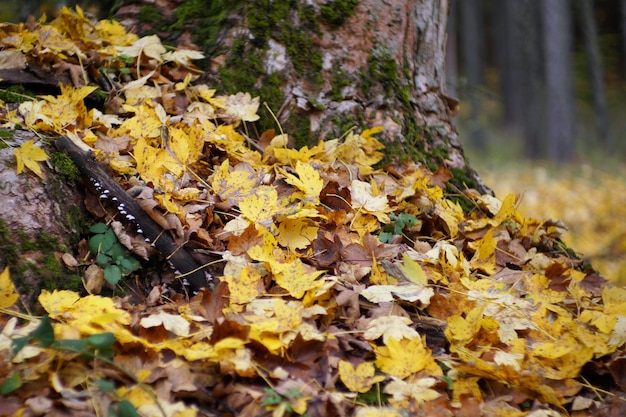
top-left (1, 8), bottom-right (626, 417)
top-left (479, 164), bottom-right (626, 288)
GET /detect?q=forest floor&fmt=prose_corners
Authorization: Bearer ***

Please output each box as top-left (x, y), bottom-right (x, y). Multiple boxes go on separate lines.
top-left (471, 157), bottom-right (626, 287)
top-left (4, 8), bottom-right (626, 416)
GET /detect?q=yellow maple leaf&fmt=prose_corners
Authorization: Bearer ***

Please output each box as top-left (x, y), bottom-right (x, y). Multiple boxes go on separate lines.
top-left (470, 227), bottom-right (497, 274)
top-left (445, 305), bottom-right (485, 345)
top-left (133, 136), bottom-right (184, 189)
top-left (375, 336), bottom-right (441, 379)
top-left (43, 84), bottom-right (96, 132)
top-left (14, 140), bottom-right (49, 178)
top-left (324, 130), bottom-right (384, 175)
top-left (18, 100), bottom-right (54, 131)
top-left (0, 267), bottom-right (19, 309)
top-left (384, 376), bottom-right (440, 407)
top-left (38, 290), bottom-right (131, 332)
top-left (223, 265), bottom-right (264, 305)
top-left (339, 360), bottom-right (385, 393)
top-left (362, 316), bottom-right (420, 343)
top-left (272, 142), bottom-right (326, 165)
top-left (114, 34), bottom-right (166, 62)
top-left (120, 101), bottom-right (163, 139)
top-left (211, 160), bottom-right (257, 207)
top-left (221, 92), bottom-right (260, 123)
top-left (271, 257), bottom-right (324, 299)
top-left (139, 311), bottom-right (190, 337)
top-left (95, 18), bottom-right (138, 45)
top-left (169, 125), bottom-right (204, 165)
top-left (239, 186), bottom-right (280, 228)
top-left (349, 180), bottom-right (391, 222)
top-left (279, 161), bottom-right (324, 202)
top-left (370, 257), bottom-right (389, 285)
top-left (247, 299), bottom-right (303, 353)
top-left (451, 376), bottom-right (483, 403)
top-left (276, 217), bottom-right (318, 251)
top-left (354, 407), bottom-right (402, 417)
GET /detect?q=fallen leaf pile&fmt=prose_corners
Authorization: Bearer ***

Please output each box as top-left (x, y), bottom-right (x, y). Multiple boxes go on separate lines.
top-left (480, 163), bottom-right (626, 288)
top-left (1, 7), bottom-right (626, 417)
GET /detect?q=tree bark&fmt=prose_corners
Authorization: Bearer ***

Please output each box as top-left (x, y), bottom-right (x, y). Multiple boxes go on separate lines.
top-left (459, 0), bottom-right (486, 150)
top-left (577, 0), bottom-right (610, 146)
top-left (518, 0), bottom-right (544, 159)
top-left (0, 130), bottom-right (89, 308)
top-left (541, 0), bottom-right (575, 162)
top-left (115, 0), bottom-right (490, 195)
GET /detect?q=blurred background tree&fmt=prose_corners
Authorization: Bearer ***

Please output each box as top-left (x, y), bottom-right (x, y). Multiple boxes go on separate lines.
top-left (448, 0), bottom-right (624, 163)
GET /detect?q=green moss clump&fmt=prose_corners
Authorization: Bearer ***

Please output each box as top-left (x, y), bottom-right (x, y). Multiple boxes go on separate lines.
top-left (320, 0), bottom-right (359, 27)
top-left (171, 0), bottom-right (244, 57)
top-left (0, 219), bottom-right (18, 266)
top-left (0, 85), bottom-right (35, 103)
top-left (0, 221), bottom-right (82, 303)
top-left (289, 111), bottom-right (313, 149)
top-left (137, 6), bottom-right (164, 34)
top-left (51, 152), bottom-right (80, 182)
top-left (328, 69), bottom-right (353, 101)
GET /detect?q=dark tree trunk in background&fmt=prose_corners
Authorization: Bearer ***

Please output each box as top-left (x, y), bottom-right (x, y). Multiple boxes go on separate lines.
top-left (115, 0), bottom-right (490, 195)
top-left (497, 0), bottom-right (523, 130)
top-left (496, 0), bottom-right (543, 159)
top-left (518, 0), bottom-right (544, 159)
top-left (459, 0), bottom-right (486, 150)
top-left (445, 0), bottom-right (458, 99)
top-left (541, 0), bottom-right (575, 162)
top-left (577, 0), bottom-right (610, 147)
top-left (620, 0), bottom-right (626, 81)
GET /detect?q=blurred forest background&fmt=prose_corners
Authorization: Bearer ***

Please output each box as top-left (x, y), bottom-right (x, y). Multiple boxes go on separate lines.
top-left (2, 0), bottom-right (625, 283)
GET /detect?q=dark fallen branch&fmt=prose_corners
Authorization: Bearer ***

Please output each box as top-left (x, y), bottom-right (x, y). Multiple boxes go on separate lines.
top-left (56, 136), bottom-right (210, 293)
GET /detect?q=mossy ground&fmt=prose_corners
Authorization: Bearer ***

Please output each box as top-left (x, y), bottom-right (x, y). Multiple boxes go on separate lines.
top-left (0, 219), bottom-right (82, 307)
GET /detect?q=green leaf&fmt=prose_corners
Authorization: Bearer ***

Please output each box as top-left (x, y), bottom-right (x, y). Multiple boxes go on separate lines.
top-left (11, 336), bottom-right (29, 355)
top-left (118, 256), bottom-right (140, 274)
top-left (89, 222), bottom-right (108, 234)
top-left (30, 315), bottom-right (55, 347)
top-left (396, 213), bottom-right (419, 226)
top-left (379, 231), bottom-right (393, 243)
top-left (260, 388), bottom-right (283, 407)
top-left (116, 400), bottom-right (139, 417)
top-left (89, 234), bottom-right (105, 254)
top-left (104, 264), bottom-right (122, 285)
top-left (96, 253), bottom-right (111, 267)
top-left (109, 243), bottom-right (127, 261)
top-left (0, 372), bottom-right (22, 394)
top-left (94, 379), bottom-right (116, 393)
top-left (86, 332), bottom-right (116, 349)
top-left (54, 338), bottom-right (88, 352)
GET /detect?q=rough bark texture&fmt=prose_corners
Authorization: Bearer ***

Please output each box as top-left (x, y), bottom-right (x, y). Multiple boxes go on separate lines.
top-left (542, 0), bottom-right (575, 162)
top-left (115, 0), bottom-right (490, 195)
top-left (0, 130), bottom-right (88, 308)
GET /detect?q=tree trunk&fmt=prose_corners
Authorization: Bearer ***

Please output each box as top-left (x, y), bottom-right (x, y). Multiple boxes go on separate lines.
top-left (620, 0), bottom-right (626, 81)
top-left (459, 0), bottom-right (486, 150)
top-left (0, 130), bottom-right (89, 308)
top-left (115, 0), bottom-right (490, 195)
top-left (518, 0), bottom-right (544, 159)
top-left (541, 0), bottom-right (575, 162)
top-left (577, 0), bottom-right (610, 146)
top-left (445, 0), bottom-right (458, 99)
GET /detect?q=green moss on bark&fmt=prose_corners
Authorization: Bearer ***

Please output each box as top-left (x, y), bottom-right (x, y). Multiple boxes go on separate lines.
top-left (0, 219), bottom-right (83, 306)
top-left (320, 0), bottom-right (359, 27)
